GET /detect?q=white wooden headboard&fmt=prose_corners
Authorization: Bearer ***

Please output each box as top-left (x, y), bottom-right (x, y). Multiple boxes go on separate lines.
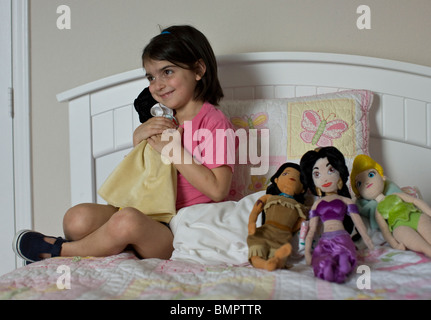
top-left (57, 52), bottom-right (431, 204)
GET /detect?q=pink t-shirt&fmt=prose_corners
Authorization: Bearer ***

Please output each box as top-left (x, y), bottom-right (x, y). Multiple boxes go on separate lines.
top-left (176, 102), bottom-right (236, 210)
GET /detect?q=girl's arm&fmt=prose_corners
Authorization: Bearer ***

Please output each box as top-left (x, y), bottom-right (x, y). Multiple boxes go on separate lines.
top-left (148, 127), bottom-right (233, 202)
top-left (175, 151), bottom-right (233, 202)
top-left (133, 117), bottom-right (177, 146)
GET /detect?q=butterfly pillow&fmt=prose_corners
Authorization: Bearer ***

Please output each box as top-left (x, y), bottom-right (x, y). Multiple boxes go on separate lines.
top-left (219, 89), bottom-right (374, 200)
top-left (287, 90), bottom-right (373, 162)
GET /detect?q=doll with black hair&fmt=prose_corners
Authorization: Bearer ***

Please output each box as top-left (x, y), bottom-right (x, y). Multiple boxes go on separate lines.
top-left (134, 87), bottom-right (157, 123)
top-left (300, 147), bottom-right (374, 283)
top-left (134, 87), bottom-right (179, 126)
top-left (247, 163), bottom-right (308, 271)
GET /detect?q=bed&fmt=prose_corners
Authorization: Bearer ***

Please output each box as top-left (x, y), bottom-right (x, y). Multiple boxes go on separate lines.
top-left (1, 52), bottom-right (431, 301)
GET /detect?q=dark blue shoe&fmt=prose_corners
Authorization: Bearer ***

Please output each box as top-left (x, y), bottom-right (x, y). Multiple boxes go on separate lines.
top-left (13, 230), bottom-right (68, 264)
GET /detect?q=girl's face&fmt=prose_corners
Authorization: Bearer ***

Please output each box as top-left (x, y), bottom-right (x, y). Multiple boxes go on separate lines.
top-left (274, 167), bottom-right (303, 196)
top-left (312, 157), bottom-right (341, 194)
top-left (354, 168), bottom-right (385, 200)
top-left (144, 59), bottom-right (204, 112)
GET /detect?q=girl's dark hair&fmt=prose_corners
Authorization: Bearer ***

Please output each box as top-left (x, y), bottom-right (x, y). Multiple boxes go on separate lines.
top-left (266, 162), bottom-right (305, 204)
top-left (142, 25), bottom-right (224, 105)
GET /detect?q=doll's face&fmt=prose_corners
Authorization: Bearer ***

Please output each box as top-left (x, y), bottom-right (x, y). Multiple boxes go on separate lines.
top-left (312, 157), bottom-right (341, 194)
top-left (274, 167), bottom-right (304, 196)
top-left (354, 168), bottom-right (385, 200)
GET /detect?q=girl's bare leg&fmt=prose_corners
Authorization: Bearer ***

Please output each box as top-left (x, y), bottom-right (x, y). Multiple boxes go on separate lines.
top-left (60, 207), bottom-right (174, 259)
top-left (63, 203), bottom-right (118, 240)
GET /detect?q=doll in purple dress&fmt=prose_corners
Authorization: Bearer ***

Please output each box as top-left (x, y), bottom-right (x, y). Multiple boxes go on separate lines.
top-left (300, 147), bottom-right (374, 283)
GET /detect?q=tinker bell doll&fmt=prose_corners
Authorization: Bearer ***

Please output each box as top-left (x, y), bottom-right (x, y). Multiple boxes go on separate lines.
top-left (351, 154), bottom-right (431, 258)
top-left (300, 147), bottom-right (374, 283)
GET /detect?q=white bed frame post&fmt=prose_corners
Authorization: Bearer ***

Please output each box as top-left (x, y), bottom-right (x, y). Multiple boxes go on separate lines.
top-left (68, 95), bottom-right (96, 205)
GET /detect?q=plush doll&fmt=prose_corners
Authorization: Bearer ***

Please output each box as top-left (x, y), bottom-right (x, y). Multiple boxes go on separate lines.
top-left (97, 87), bottom-right (178, 223)
top-left (350, 154), bottom-right (431, 258)
top-left (134, 87), bottom-right (179, 126)
top-left (247, 162), bottom-right (308, 271)
top-left (300, 147), bottom-right (374, 283)
top-left (134, 87), bottom-right (157, 123)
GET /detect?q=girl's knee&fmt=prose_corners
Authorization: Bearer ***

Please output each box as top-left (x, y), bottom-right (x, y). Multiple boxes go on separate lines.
top-left (63, 204), bottom-right (97, 240)
top-left (106, 208), bottom-right (148, 238)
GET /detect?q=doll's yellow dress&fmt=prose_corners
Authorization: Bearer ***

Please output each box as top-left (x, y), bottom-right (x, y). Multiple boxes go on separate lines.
top-left (97, 140), bottom-right (177, 223)
top-left (377, 194), bottom-right (422, 232)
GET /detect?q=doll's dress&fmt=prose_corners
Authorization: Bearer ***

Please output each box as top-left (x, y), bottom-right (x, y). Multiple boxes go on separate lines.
top-left (356, 180), bottom-right (402, 230)
top-left (309, 199), bottom-right (357, 283)
top-left (377, 194), bottom-right (422, 232)
top-left (97, 140), bottom-right (177, 224)
top-left (247, 195), bottom-right (307, 260)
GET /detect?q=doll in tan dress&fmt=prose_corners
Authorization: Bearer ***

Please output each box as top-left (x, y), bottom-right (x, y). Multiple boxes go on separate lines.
top-left (247, 163), bottom-right (308, 271)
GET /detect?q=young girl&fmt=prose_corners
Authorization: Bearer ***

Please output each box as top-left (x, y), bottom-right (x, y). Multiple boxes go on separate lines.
top-left (300, 147), bottom-right (374, 283)
top-left (14, 25), bottom-right (236, 263)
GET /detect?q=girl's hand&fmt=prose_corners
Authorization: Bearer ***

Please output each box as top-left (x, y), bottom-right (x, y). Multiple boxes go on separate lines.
top-left (148, 127), bottom-right (183, 158)
top-left (133, 117), bottom-right (177, 146)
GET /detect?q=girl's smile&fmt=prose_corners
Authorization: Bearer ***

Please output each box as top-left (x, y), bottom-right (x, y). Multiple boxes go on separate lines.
top-left (143, 59), bottom-right (205, 122)
top-left (160, 90), bottom-right (174, 100)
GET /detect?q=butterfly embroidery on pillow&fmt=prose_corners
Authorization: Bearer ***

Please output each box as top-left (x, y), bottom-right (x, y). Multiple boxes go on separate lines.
top-left (231, 112), bottom-right (268, 130)
top-left (300, 109), bottom-right (349, 147)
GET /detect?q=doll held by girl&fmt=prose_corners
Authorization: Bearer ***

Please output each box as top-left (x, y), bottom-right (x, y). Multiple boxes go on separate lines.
top-left (351, 154), bottom-right (431, 258)
top-left (247, 163), bottom-right (308, 271)
top-left (300, 147), bottom-right (374, 283)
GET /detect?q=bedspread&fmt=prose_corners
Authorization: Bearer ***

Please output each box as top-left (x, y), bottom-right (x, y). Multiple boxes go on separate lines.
top-left (1, 245), bottom-right (430, 300)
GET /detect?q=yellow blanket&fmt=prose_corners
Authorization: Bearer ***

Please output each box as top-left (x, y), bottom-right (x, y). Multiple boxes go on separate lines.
top-left (98, 140), bottom-right (177, 223)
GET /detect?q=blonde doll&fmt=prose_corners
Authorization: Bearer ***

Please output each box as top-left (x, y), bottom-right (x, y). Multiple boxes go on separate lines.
top-left (351, 154), bottom-right (431, 258)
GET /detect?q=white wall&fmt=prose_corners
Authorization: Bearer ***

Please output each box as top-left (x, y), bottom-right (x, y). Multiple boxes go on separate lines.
top-left (30, 0), bottom-right (431, 236)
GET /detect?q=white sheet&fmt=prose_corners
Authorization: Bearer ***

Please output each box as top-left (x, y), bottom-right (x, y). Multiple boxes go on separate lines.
top-left (169, 191), bottom-right (265, 265)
